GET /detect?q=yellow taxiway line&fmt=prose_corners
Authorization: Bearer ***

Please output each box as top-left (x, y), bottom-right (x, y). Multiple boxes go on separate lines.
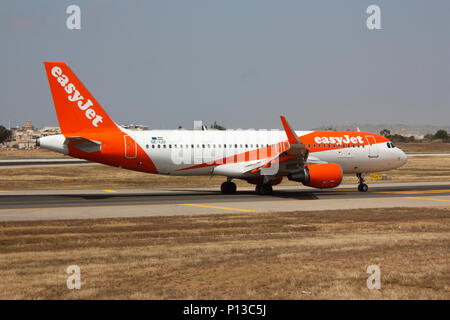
top-left (103, 189), bottom-right (117, 193)
top-left (403, 196), bottom-right (450, 203)
top-left (180, 203), bottom-right (255, 212)
top-left (375, 189), bottom-right (450, 195)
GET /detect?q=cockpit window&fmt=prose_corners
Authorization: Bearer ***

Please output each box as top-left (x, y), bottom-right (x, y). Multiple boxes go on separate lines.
top-left (391, 143), bottom-right (395, 148)
top-left (387, 142), bottom-right (391, 148)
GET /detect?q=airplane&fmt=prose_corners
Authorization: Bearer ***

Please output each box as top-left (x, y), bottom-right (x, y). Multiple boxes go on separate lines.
top-left (38, 62), bottom-right (408, 195)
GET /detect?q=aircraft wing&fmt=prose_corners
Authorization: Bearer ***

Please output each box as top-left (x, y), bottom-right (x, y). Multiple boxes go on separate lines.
top-left (212, 116), bottom-right (314, 179)
top-left (243, 116), bottom-right (309, 176)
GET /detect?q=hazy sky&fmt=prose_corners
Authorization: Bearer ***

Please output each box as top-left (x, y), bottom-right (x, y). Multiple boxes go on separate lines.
top-left (1, 0), bottom-right (449, 130)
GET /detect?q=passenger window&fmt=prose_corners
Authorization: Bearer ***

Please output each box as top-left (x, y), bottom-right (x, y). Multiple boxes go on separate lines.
top-left (313, 144), bottom-right (316, 148)
top-left (158, 145), bottom-right (161, 148)
top-left (152, 145), bottom-right (155, 149)
top-left (169, 144), bottom-right (172, 148)
top-left (308, 144), bottom-right (311, 148)
top-left (146, 144), bottom-right (149, 149)
top-left (333, 144), bottom-right (336, 148)
top-left (163, 145), bottom-right (166, 148)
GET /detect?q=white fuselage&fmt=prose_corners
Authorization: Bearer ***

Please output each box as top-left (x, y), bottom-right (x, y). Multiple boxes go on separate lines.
top-left (124, 129), bottom-right (408, 176)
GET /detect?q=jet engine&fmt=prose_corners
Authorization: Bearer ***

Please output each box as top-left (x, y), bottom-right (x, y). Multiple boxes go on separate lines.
top-left (288, 163), bottom-right (343, 189)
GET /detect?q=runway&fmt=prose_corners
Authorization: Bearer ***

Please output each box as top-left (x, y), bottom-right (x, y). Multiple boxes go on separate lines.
top-left (1, 182), bottom-right (450, 221)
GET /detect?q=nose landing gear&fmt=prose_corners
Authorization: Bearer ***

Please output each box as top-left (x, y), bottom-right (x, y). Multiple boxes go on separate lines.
top-left (357, 173), bottom-right (368, 192)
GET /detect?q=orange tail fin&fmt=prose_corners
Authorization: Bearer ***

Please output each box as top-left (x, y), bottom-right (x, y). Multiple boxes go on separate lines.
top-left (44, 62), bottom-right (119, 136)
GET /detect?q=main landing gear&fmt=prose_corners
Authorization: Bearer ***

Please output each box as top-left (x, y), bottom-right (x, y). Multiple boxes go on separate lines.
top-left (357, 173), bottom-right (368, 192)
top-left (255, 184), bottom-right (273, 195)
top-left (221, 179), bottom-right (237, 194)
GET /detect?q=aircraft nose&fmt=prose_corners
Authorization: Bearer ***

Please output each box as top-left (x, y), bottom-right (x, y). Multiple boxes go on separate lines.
top-left (399, 149), bottom-right (408, 164)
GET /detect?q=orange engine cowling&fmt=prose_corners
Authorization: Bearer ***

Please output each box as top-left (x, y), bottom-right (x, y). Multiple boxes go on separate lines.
top-left (288, 163), bottom-right (343, 189)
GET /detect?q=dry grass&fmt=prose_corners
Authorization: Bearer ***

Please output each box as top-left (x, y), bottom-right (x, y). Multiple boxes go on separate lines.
top-left (396, 142), bottom-right (450, 153)
top-left (1, 156), bottom-right (450, 190)
top-left (0, 149), bottom-right (67, 159)
top-left (0, 207), bottom-right (448, 299)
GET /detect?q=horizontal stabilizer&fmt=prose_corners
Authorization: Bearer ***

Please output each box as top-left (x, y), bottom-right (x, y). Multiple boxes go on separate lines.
top-left (65, 136), bottom-right (102, 153)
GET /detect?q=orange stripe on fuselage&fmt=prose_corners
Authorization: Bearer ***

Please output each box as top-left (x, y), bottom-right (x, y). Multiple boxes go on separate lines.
top-left (175, 131), bottom-right (388, 172)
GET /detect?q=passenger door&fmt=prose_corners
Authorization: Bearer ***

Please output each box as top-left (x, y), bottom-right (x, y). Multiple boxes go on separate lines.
top-left (365, 135), bottom-right (379, 158)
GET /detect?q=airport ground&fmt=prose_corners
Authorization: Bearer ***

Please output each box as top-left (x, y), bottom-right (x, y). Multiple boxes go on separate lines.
top-left (0, 206), bottom-right (448, 299)
top-left (0, 143), bottom-right (449, 299)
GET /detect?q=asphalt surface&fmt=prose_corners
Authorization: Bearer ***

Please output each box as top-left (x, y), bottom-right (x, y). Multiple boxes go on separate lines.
top-left (1, 182), bottom-right (450, 209)
top-left (0, 182), bottom-right (450, 221)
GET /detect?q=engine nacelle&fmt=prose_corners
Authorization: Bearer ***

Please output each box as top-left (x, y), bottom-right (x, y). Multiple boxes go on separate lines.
top-left (288, 163), bottom-right (343, 189)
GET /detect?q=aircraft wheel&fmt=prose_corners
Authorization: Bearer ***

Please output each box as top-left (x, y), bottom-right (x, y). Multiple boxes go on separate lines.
top-left (259, 184), bottom-right (273, 195)
top-left (255, 184), bottom-right (262, 194)
top-left (221, 181), bottom-right (237, 194)
top-left (358, 184), bottom-right (368, 192)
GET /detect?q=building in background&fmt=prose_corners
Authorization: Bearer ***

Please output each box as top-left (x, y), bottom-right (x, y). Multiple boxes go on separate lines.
top-left (4, 121), bottom-right (60, 149)
top-left (121, 124), bottom-right (149, 130)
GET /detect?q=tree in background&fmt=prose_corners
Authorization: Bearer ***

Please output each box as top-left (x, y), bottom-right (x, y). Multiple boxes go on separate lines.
top-left (433, 129), bottom-right (448, 141)
top-left (380, 129), bottom-right (391, 138)
top-left (210, 121), bottom-right (226, 130)
top-left (0, 125), bottom-right (11, 143)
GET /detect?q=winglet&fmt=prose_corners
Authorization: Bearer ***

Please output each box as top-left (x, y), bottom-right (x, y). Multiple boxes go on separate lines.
top-left (280, 115), bottom-right (301, 144)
